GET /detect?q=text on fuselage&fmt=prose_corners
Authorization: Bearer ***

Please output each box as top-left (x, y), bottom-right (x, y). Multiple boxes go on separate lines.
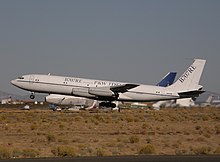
top-left (93, 81), bottom-right (121, 86)
top-left (65, 78), bottom-right (82, 83)
top-left (64, 78), bottom-right (121, 86)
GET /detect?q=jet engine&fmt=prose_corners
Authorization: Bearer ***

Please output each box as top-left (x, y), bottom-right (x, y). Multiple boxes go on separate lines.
top-left (89, 87), bottom-right (114, 97)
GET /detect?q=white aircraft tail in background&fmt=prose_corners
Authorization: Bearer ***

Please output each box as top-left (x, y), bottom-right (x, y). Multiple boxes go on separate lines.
top-left (175, 98), bottom-right (195, 107)
top-left (85, 100), bottom-right (98, 110)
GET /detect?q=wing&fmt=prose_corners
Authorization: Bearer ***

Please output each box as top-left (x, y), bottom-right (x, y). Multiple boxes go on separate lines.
top-left (88, 84), bottom-right (139, 98)
top-left (110, 84), bottom-right (139, 93)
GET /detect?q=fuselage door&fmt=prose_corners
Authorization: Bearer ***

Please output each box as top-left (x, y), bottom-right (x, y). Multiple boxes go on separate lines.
top-left (29, 75), bottom-right (35, 84)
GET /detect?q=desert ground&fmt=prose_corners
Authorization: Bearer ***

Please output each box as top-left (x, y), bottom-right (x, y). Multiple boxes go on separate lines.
top-left (0, 105), bottom-right (220, 159)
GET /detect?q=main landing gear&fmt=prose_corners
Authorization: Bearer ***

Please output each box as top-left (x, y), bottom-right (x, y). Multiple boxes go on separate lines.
top-left (30, 93), bottom-right (35, 99)
top-left (99, 102), bottom-right (116, 108)
top-left (99, 101), bottom-right (120, 112)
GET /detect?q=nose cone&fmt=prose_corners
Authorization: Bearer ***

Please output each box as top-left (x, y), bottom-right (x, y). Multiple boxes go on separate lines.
top-left (11, 79), bottom-right (17, 86)
top-left (11, 79), bottom-right (21, 88)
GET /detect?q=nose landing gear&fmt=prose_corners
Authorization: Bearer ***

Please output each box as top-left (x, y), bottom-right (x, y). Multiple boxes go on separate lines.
top-left (30, 93), bottom-right (35, 99)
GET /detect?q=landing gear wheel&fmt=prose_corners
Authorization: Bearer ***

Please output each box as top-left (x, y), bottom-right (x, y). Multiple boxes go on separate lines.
top-left (99, 102), bottom-right (116, 108)
top-left (30, 94), bottom-right (35, 99)
top-left (110, 103), bottom-right (116, 108)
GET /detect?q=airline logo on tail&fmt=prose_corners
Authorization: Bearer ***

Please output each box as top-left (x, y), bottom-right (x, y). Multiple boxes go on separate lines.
top-left (179, 65), bottom-right (196, 83)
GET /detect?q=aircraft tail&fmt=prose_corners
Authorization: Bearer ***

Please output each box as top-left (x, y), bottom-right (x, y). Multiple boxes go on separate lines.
top-left (168, 59), bottom-right (206, 95)
top-left (156, 72), bottom-right (177, 87)
top-left (85, 100), bottom-right (98, 110)
top-left (206, 95), bottom-right (214, 103)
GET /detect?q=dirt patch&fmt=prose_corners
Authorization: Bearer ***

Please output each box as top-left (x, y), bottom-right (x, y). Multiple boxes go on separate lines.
top-left (0, 107), bottom-right (219, 158)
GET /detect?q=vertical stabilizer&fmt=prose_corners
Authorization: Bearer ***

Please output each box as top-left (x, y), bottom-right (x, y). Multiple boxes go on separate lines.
top-left (168, 59), bottom-right (206, 92)
top-left (85, 100), bottom-right (98, 110)
top-left (206, 95), bottom-right (214, 103)
top-left (156, 72), bottom-right (177, 87)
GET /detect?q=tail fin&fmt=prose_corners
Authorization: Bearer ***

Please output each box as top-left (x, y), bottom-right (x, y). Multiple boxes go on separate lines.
top-left (85, 100), bottom-right (98, 110)
top-left (156, 72), bottom-right (177, 87)
top-left (206, 95), bottom-right (214, 103)
top-left (168, 59), bottom-right (206, 92)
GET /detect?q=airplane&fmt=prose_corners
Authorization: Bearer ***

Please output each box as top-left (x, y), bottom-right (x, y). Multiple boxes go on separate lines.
top-left (46, 94), bottom-right (97, 111)
top-left (46, 94), bottom-right (88, 106)
top-left (198, 95), bottom-right (214, 107)
top-left (11, 59), bottom-right (206, 108)
top-left (45, 71), bottom-right (177, 109)
top-left (152, 98), bottom-right (195, 109)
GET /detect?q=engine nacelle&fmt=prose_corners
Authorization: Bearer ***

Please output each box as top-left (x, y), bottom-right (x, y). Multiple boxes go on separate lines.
top-left (72, 87), bottom-right (95, 98)
top-left (89, 87), bottom-right (114, 97)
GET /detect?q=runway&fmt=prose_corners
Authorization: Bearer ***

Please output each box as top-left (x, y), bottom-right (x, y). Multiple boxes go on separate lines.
top-left (1, 155), bottom-right (220, 162)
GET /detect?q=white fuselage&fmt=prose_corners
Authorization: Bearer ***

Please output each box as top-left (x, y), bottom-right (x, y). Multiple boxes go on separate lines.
top-left (11, 74), bottom-right (179, 102)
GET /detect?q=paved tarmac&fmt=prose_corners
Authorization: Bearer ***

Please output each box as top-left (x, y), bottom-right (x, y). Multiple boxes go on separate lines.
top-left (1, 155), bottom-right (220, 162)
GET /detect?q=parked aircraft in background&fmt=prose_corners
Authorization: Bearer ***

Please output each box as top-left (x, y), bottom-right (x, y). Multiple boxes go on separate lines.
top-left (176, 98), bottom-right (195, 107)
top-left (156, 72), bottom-right (177, 87)
top-left (152, 98), bottom-right (195, 110)
top-left (46, 94), bottom-right (91, 106)
top-left (198, 95), bottom-right (220, 107)
top-left (152, 93), bottom-right (220, 109)
top-left (11, 59), bottom-right (206, 109)
top-left (200, 95), bottom-right (214, 107)
top-left (212, 99), bottom-right (220, 106)
top-left (46, 94), bottom-right (97, 111)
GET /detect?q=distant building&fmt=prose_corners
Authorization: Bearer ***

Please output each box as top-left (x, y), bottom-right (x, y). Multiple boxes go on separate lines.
top-left (1, 96), bottom-right (36, 105)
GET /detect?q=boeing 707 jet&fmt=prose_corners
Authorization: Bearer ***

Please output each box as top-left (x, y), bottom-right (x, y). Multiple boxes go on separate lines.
top-left (11, 59), bottom-right (206, 108)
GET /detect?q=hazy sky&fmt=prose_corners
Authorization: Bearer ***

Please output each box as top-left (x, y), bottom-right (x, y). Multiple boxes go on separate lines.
top-left (0, 0), bottom-right (220, 95)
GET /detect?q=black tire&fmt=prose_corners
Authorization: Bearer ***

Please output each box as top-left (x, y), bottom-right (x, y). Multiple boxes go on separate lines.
top-left (30, 94), bottom-right (35, 99)
top-left (111, 103), bottom-right (116, 108)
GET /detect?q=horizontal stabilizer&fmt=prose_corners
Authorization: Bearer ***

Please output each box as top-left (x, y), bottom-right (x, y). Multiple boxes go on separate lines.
top-left (178, 90), bottom-right (205, 98)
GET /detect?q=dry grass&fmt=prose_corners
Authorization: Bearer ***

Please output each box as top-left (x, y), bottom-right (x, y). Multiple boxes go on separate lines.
top-left (0, 106), bottom-right (220, 158)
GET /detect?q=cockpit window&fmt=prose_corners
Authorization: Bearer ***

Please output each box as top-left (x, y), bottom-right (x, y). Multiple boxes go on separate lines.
top-left (18, 76), bottom-right (24, 79)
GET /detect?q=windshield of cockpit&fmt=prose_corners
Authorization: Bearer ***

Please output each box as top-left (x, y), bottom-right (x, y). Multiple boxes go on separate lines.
top-left (18, 76), bottom-right (24, 79)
